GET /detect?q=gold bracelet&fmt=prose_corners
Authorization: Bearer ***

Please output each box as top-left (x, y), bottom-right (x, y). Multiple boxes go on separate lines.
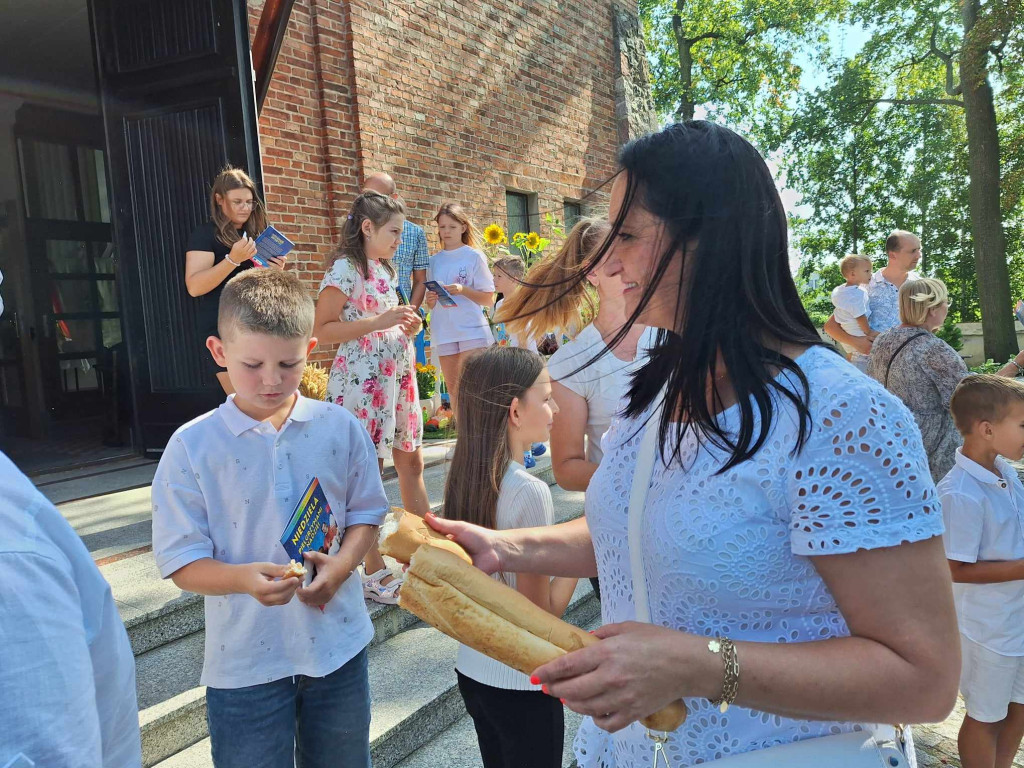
top-left (708, 637), bottom-right (740, 713)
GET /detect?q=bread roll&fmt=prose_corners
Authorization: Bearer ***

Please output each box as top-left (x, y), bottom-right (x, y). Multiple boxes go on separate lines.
top-left (400, 545), bottom-right (687, 732)
top-left (379, 509), bottom-right (472, 564)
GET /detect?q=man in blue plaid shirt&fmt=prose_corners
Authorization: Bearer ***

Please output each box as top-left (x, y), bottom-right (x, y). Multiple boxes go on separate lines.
top-left (364, 172), bottom-right (429, 308)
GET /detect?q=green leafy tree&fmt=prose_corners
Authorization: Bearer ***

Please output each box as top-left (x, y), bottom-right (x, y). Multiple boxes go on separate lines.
top-left (639, 0), bottom-right (846, 148)
top-left (808, 0), bottom-right (1024, 359)
top-left (784, 56), bottom-right (982, 322)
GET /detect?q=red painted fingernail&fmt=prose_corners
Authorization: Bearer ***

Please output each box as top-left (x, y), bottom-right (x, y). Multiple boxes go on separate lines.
top-left (559, 698), bottom-right (566, 705)
top-left (530, 675), bottom-right (540, 685)
top-left (541, 684), bottom-right (550, 695)
top-left (588, 630), bottom-right (595, 634)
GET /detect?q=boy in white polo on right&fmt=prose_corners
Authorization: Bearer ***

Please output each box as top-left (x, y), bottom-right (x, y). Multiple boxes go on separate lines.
top-left (939, 374), bottom-right (1024, 768)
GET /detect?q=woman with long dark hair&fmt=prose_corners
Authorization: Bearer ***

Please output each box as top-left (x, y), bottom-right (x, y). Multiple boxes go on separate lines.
top-left (428, 121), bottom-right (959, 766)
top-left (185, 167), bottom-right (286, 393)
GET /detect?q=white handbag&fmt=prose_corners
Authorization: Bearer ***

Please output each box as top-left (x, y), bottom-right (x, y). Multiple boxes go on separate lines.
top-left (626, 399), bottom-right (910, 767)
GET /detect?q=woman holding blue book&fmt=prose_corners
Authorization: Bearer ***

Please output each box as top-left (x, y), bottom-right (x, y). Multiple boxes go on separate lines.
top-left (185, 166), bottom-right (287, 393)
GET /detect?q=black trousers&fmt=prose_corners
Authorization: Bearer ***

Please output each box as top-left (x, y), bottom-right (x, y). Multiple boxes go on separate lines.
top-left (457, 671), bottom-right (564, 768)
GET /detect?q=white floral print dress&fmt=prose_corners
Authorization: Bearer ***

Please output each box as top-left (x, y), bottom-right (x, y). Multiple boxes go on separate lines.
top-left (319, 258), bottom-right (421, 459)
top-left (574, 345), bottom-right (941, 767)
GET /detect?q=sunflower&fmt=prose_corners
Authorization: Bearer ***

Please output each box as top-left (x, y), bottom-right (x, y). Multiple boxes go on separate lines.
top-left (524, 232), bottom-right (541, 250)
top-left (484, 224), bottom-right (506, 246)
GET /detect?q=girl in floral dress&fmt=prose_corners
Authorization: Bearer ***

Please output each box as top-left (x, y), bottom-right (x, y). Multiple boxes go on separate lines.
top-left (314, 191), bottom-right (430, 603)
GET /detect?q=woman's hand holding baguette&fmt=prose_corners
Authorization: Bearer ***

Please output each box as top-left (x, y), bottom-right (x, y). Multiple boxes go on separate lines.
top-left (424, 511), bottom-right (506, 574)
top-left (425, 511), bottom-right (599, 580)
top-left (534, 621), bottom-right (709, 734)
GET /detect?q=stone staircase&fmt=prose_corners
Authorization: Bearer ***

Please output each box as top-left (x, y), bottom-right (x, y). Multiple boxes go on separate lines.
top-left (48, 444), bottom-right (594, 768)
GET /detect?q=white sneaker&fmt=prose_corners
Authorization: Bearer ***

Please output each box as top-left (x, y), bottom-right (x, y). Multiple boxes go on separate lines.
top-left (363, 568), bottom-right (402, 605)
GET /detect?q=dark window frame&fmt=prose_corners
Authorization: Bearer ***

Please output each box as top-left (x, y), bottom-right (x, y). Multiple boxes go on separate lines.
top-left (563, 200), bottom-right (583, 230)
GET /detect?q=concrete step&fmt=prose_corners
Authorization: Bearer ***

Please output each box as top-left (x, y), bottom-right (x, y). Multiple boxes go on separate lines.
top-left (108, 455), bottom-right (562, 656)
top-left (394, 709), bottom-right (586, 768)
top-left (143, 579), bottom-right (598, 767)
top-left (154, 694), bottom-right (586, 768)
top-left (34, 456), bottom-right (158, 505)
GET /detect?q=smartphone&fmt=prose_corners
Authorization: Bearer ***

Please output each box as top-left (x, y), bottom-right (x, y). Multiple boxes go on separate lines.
top-left (424, 280), bottom-right (458, 308)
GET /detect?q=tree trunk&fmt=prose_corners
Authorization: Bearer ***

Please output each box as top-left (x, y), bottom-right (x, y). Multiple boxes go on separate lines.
top-left (672, 5), bottom-right (695, 121)
top-left (960, 0), bottom-right (1015, 361)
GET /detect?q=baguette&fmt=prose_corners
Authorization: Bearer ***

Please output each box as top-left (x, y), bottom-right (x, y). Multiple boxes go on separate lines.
top-left (379, 509), bottom-right (472, 564)
top-left (401, 546), bottom-right (687, 733)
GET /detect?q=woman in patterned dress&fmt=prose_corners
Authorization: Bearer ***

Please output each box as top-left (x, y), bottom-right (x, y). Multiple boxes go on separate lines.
top-left (866, 278), bottom-right (967, 483)
top-left (427, 122), bottom-right (960, 766)
top-left (314, 191), bottom-right (429, 604)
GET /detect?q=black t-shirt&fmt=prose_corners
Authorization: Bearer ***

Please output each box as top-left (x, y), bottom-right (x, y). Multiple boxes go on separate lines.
top-left (186, 221), bottom-right (254, 336)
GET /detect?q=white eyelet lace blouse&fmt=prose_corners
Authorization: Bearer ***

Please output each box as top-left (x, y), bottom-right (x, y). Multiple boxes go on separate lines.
top-left (575, 345), bottom-right (942, 767)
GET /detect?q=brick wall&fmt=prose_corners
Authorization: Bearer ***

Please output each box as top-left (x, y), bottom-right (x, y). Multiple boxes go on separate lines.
top-left (249, 0), bottom-right (628, 362)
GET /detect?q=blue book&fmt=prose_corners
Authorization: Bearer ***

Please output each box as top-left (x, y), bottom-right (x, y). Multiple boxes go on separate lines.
top-left (424, 280), bottom-right (457, 308)
top-left (280, 477), bottom-right (339, 589)
top-left (252, 225), bottom-right (295, 268)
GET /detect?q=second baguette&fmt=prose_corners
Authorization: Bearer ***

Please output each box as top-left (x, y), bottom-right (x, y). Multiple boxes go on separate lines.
top-left (400, 545), bottom-right (688, 733)
top-left (410, 546), bottom-right (592, 653)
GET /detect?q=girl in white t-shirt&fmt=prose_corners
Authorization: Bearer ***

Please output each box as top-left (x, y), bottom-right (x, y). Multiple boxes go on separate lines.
top-left (441, 345), bottom-right (578, 768)
top-left (497, 218), bottom-right (651, 491)
top-left (425, 203), bottom-right (495, 418)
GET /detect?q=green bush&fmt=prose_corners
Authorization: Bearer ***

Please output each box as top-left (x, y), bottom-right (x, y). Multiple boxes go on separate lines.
top-left (968, 359), bottom-right (1004, 374)
top-left (796, 260), bottom-right (844, 329)
top-left (935, 316), bottom-right (963, 352)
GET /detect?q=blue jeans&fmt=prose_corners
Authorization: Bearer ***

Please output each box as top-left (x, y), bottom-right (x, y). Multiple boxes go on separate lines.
top-left (206, 648), bottom-right (371, 768)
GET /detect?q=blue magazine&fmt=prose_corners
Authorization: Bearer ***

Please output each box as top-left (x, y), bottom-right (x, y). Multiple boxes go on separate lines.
top-left (280, 477), bottom-right (340, 590)
top-left (252, 225), bottom-right (295, 268)
top-left (424, 280), bottom-right (457, 307)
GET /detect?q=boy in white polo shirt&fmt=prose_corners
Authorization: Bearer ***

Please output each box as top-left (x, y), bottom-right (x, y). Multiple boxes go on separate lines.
top-left (151, 270), bottom-right (388, 768)
top-left (938, 374), bottom-right (1024, 768)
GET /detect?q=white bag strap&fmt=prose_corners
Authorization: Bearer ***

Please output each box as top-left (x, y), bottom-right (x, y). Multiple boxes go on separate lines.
top-left (627, 398), bottom-right (665, 624)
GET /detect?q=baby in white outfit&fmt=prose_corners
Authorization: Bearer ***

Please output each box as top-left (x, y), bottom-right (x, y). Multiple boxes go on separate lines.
top-left (830, 253), bottom-right (877, 371)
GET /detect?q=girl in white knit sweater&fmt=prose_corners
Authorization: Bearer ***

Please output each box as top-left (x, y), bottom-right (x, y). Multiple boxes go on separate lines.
top-left (440, 345), bottom-right (578, 768)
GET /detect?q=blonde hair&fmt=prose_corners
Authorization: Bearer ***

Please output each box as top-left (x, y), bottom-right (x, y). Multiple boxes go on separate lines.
top-left (495, 217), bottom-right (609, 345)
top-left (328, 191), bottom-right (403, 279)
top-left (218, 270), bottom-right (314, 340)
top-left (950, 374), bottom-right (1024, 436)
top-left (839, 253), bottom-right (871, 278)
top-left (210, 166), bottom-right (268, 248)
top-left (435, 202), bottom-right (481, 249)
top-left (492, 255), bottom-right (525, 282)
top-left (899, 277), bottom-right (948, 327)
